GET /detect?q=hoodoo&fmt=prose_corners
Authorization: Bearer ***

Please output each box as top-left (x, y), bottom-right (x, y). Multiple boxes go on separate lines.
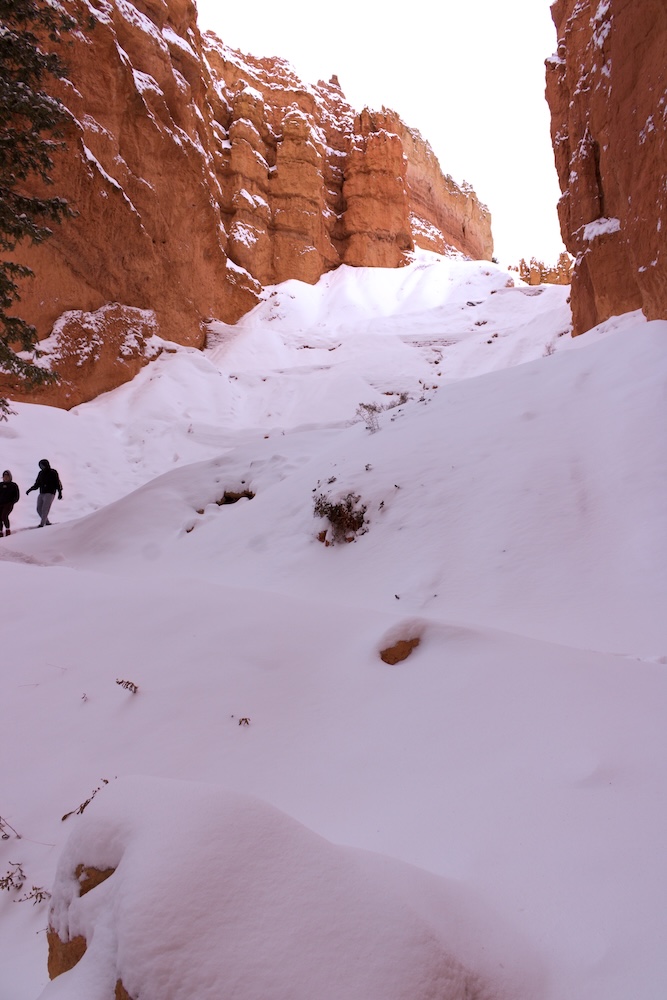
top-left (4, 0), bottom-right (492, 408)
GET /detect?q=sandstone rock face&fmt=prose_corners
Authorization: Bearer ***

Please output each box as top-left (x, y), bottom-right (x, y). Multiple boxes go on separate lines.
top-left (46, 929), bottom-right (87, 982)
top-left (5, 304), bottom-right (162, 408)
top-left (509, 253), bottom-right (572, 286)
top-left (379, 637), bottom-right (421, 665)
top-left (546, 0), bottom-right (667, 334)
top-left (7, 0), bottom-right (491, 407)
top-left (47, 865), bottom-right (115, 980)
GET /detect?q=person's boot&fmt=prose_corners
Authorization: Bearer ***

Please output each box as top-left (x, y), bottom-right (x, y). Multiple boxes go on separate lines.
top-left (5, 529), bottom-right (10, 535)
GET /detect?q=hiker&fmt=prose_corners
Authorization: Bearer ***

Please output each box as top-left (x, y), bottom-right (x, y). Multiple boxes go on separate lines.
top-left (26, 459), bottom-right (63, 527)
top-left (0, 470), bottom-right (20, 536)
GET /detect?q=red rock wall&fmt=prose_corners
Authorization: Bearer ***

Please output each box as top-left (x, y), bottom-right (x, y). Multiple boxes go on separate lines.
top-left (6, 0), bottom-right (492, 407)
top-left (546, 0), bottom-right (667, 334)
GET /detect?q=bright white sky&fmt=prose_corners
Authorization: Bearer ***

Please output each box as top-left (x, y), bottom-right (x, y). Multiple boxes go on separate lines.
top-left (194, 0), bottom-right (565, 266)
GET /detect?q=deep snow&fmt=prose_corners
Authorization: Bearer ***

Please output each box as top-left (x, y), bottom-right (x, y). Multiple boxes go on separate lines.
top-left (0, 253), bottom-right (665, 1000)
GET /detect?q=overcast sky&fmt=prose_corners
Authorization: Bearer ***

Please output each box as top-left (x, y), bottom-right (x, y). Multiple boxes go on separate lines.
top-left (194, 0), bottom-right (564, 266)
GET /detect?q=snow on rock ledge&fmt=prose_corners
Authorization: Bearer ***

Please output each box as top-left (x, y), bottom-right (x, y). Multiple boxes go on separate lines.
top-left (40, 776), bottom-right (538, 1000)
top-left (0, 304), bottom-right (164, 409)
top-left (582, 217), bottom-right (621, 241)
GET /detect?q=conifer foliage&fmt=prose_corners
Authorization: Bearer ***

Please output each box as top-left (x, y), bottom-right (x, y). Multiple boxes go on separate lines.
top-left (0, 0), bottom-right (74, 416)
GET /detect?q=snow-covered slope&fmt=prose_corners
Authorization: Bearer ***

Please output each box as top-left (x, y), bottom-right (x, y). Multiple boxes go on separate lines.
top-left (0, 254), bottom-right (665, 1000)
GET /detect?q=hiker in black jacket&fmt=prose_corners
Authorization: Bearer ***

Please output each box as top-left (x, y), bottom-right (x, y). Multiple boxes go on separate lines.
top-left (26, 459), bottom-right (63, 527)
top-left (0, 470), bottom-right (20, 536)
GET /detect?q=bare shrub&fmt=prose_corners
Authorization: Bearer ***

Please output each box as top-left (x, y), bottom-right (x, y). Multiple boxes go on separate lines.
top-left (356, 402), bottom-right (381, 433)
top-left (314, 493), bottom-right (367, 545)
top-left (116, 678), bottom-right (138, 694)
top-left (62, 779), bottom-right (111, 822)
top-left (0, 815), bottom-right (20, 840)
top-left (0, 862), bottom-right (50, 905)
top-left (384, 391), bottom-right (408, 409)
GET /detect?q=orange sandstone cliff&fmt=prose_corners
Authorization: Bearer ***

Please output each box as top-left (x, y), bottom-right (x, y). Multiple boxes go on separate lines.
top-left (5, 0), bottom-right (492, 407)
top-left (545, 0), bottom-right (667, 335)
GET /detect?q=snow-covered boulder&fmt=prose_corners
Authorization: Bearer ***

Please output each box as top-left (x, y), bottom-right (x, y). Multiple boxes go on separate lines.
top-left (41, 776), bottom-right (536, 1000)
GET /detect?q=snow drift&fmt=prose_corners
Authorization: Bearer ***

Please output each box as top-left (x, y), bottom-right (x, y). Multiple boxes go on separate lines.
top-left (41, 776), bottom-right (540, 1000)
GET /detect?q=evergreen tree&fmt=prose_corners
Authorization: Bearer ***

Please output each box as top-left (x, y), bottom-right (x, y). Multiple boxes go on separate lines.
top-left (0, 0), bottom-right (75, 417)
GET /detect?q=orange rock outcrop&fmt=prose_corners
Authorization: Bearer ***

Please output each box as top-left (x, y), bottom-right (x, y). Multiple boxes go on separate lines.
top-left (5, 0), bottom-right (491, 407)
top-left (509, 253), bottom-right (573, 286)
top-left (546, 0), bottom-right (667, 334)
top-left (47, 864), bottom-right (115, 980)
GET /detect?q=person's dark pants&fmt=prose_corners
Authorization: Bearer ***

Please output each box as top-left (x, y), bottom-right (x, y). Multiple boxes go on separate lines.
top-left (0, 502), bottom-right (14, 532)
top-left (36, 492), bottom-right (55, 526)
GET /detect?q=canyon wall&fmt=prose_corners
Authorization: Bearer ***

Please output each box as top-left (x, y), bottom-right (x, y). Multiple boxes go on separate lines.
top-left (4, 0), bottom-right (492, 407)
top-left (546, 0), bottom-right (667, 335)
